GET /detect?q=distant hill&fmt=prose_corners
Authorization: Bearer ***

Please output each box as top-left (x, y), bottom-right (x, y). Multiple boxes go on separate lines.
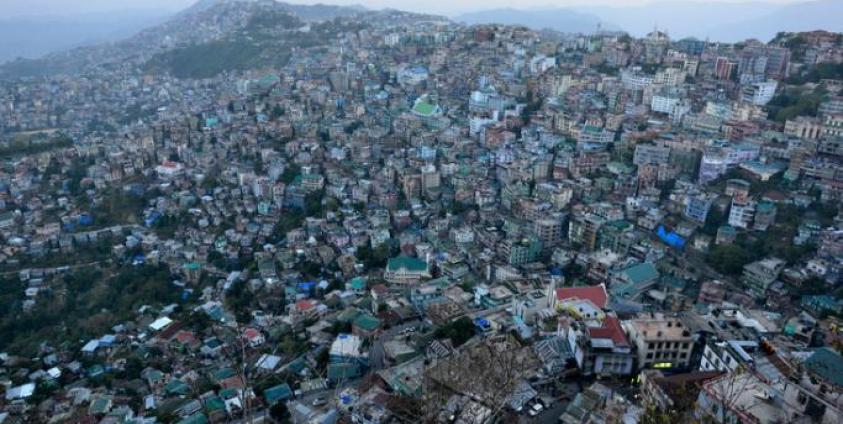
top-left (457, 0), bottom-right (843, 42)
top-left (179, 0), bottom-right (366, 22)
top-left (0, 0), bottom-right (416, 80)
top-left (707, 0), bottom-right (843, 42)
top-left (455, 8), bottom-right (616, 35)
top-left (0, 10), bottom-right (170, 65)
top-left (576, 0), bottom-right (843, 42)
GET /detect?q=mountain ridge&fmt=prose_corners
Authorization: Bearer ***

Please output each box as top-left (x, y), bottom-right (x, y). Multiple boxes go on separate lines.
top-left (0, 0), bottom-right (428, 80)
top-left (458, 0), bottom-right (843, 42)
top-left (455, 8), bottom-right (617, 35)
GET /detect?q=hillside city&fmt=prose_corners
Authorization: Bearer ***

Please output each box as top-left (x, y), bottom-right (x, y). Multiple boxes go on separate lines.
top-left (1, 0), bottom-right (843, 423)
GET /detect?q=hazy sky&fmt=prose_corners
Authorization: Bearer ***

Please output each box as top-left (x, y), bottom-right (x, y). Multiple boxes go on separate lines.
top-left (0, 0), bottom-right (808, 18)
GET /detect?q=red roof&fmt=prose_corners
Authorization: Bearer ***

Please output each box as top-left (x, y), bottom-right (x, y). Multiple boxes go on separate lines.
top-left (243, 328), bottom-right (261, 339)
top-left (372, 284), bottom-right (388, 295)
top-left (296, 299), bottom-right (315, 311)
top-left (174, 331), bottom-right (196, 344)
top-left (587, 315), bottom-right (629, 347)
top-left (556, 284), bottom-right (608, 309)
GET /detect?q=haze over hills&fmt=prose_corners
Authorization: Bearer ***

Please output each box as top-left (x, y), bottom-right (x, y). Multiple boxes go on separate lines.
top-left (179, 0), bottom-right (368, 21)
top-left (705, 0), bottom-right (843, 41)
top-left (0, 0), bottom-right (369, 66)
top-left (456, 8), bottom-right (617, 35)
top-left (0, 0), bottom-right (429, 80)
top-left (457, 0), bottom-right (843, 42)
top-left (3, 0), bottom-right (841, 71)
top-left (0, 10), bottom-right (172, 65)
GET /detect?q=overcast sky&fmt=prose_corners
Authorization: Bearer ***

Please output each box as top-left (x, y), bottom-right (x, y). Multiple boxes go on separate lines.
top-left (0, 0), bottom-right (807, 18)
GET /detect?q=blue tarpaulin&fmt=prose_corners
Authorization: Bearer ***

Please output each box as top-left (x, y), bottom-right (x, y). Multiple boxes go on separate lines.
top-left (474, 317), bottom-right (491, 331)
top-left (657, 225), bottom-right (686, 249)
top-left (298, 281), bottom-right (317, 292)
top-left (145, 211), bottom-right (162, 227)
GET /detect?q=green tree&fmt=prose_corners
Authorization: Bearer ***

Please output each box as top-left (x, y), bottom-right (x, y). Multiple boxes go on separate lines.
top-left (270, 401), bottom-right (290, 423)
top-left (706, 244), bottom-right (753, 275)
top-left (433, 317), bottom-right (476, 347)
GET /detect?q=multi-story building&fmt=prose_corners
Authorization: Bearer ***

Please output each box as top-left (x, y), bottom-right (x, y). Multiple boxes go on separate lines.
top-left (714, 57), bottom-right (737, 80)
top-left (823, 114), bottom-right (843, 138)
top-left (569, 212), bottom-right (606, 251)
top-left (752, 201), bottom-right (777, 231)
top-left (651, 93), bottom-right (680, 115)
top-left (633, 144), bottom-right (671, 166)
top-left (625, 313), bottom-right (695, 371)
top-left (699, 339), bottom-right (760, 372)
top-left (584, 315), bottom-right (635, 376)
top-left (728, 199), bottom-right (756, 229)
top-left (598, 220), bottom-right (636, 256)
top-left (501, 236), bottom-right (543, 266)
top-left (724, 179), bottom-right (751, 202)
top-left (685, 194), bottom-right (714, 224)
top-left (533, 216), bottom-right (565, 249)
top-left (741, 80), bottom-right (778, 106)
top-left (785, 116), bottom-right (823, 140)
top-left (698, 152), bottom-right (729, 185)
top-left (742, 258), bottom-right (785, 298)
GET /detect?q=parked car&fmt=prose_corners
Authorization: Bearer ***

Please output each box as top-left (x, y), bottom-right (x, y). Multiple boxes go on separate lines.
top-left (527, 402), bottom-right (544, 417)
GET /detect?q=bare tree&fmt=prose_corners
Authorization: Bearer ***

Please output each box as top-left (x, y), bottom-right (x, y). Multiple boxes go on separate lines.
top-left (421, 336), bottom-right (539, 423)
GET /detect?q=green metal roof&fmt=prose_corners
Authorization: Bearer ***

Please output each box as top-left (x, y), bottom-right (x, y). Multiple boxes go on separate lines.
top-left (264, 383), bottom-right (293, 405)
top-left (327, 362), bottom-right (361, 380)
top-left (89, 396), bottom-right (112, 415)
top-left (219, 388), bottom-right (239, 400)
top-left (387, 256), bottom-right (428, 272)
top-left (622, 262), bottom-right (659, 285)
top-left (337, 308), bottom-right (361, 323)
top-left (177, 414), bottom-right (208, 424)
top-left (211, 367), bottom-right (236, 383)
top-left (802, 295), bottom-right (841, 312)
top-left (804, 348), bottom-right (843, 388)
top-left (203, 396), bottom-right (225, 412)
top-left (604, 219), bottom-right (633, 231)
top-left (413, 101), bottom-right (437, 116)
top-left (349, 277), bottom-right (367, 290)
top-left (165, 379), bottom-right (190, 396)
top-left (353, 314), bottom-right (381, 331)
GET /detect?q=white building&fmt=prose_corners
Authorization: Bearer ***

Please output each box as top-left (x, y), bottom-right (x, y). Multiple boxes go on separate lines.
top-left (741, 80), bottom-right (778, 106)
top-left (651, 94), bottom-right (680, 114)
top-left (728, 200), bottom-right (756, 229)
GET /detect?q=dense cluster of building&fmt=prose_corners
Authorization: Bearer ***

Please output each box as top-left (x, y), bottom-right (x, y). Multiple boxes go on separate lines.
top-left (1, 1), bottom-right (843, 423)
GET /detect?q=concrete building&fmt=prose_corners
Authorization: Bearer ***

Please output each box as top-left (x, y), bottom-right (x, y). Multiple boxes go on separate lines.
top-left (384, 256), bottom-right (431, 284)
top-left (569, 212), bottom-right (605, 251)
top-left (742, 258), bottom-right (785, 298)
top-left (533, 216), bottom-right (565, 249)
top-left (741, 80), bottom-right (777, 106)
top-left (728, 199), bottom-right (755, 229)
top-left (585, 315), bottom-right (635, 376)
top-left (625, 313), bottom-right (695, 371)
top-left (785, 116), bottom-right (823, 140)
